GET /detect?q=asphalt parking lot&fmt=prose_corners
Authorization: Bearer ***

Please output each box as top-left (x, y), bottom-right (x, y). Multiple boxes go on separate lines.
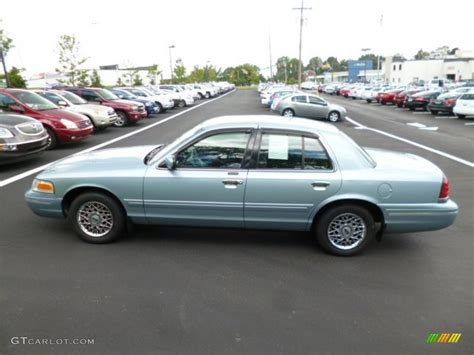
top-left (1, 89), bottom-right (472, 354)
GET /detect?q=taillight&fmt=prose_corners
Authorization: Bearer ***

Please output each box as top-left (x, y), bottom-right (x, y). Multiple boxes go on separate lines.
top-left (446, 99), bottom-right (456, 106)
top-left (415, 97), bottom-right (425, 102)
top-left (439, 175), bottom-right (449, 202)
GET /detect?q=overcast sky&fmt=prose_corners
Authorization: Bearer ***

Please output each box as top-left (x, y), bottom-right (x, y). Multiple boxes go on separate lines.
top-left (1, 0), bottom-right (472, 78)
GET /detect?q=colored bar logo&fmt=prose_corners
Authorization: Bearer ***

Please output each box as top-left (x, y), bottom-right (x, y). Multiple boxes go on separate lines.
top-left (426, 333), bottom-right (462, 344)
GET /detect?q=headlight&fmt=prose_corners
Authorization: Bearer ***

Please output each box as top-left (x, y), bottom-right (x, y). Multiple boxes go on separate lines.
top-left (60, 119), bottom-right (78, 129)
top-left (32, 179), bottom-right (55, 194)
top-left (131, 105), bottom-right (139, 111)
top-left (0, 127), bottom-right (14, 138)
top-left (145, 102), bottom-right (152, 107)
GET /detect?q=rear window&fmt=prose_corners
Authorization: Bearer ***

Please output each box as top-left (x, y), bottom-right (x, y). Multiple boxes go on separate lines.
top-left (460, 94), bottom-right (474, 100)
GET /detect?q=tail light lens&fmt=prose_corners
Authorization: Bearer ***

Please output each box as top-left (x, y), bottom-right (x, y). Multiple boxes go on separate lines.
top-left (446, 99), bottom-right (456, 106)
top-left (415, 97), bottom-right (425, 102)
top-left (439, 175), bottom-right (449, 202)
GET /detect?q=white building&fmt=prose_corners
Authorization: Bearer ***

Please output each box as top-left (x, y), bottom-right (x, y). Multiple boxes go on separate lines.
top-left (385, 50), bottom-right (474, 85)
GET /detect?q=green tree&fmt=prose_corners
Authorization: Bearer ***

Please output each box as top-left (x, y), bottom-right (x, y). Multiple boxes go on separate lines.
top-left (220, 64), bottom-right (260, 86)
top-left (0, 20), bottom-right (13, 55)
top-left (147, 64), bottom-right (161, 85)
top-left (89, 69), bottom-right (102, 87)
top-left (132, 74), bottom-right (143, 86)
top-left (116, 77), bottom-right (125, 86)
top-left (77, 70), bottom-right (90, 86)
top-left (0, 66), bottom-right (26, 88)
top-left (55, 34), bottom-right (89, 86)
top-left (174, 63), bottom-right (187, 83)
top-left (414, 49), bottom-right (429, 60)
top-left (305, 56), bottom-right (323, 73)
top-left (188, 66), bottom-right (206, 83)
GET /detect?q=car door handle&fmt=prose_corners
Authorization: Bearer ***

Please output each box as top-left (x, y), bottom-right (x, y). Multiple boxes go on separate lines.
top-left (222, 179), bottom-right (244, 189)
top-left (311, 181), bottom-right (330, 191)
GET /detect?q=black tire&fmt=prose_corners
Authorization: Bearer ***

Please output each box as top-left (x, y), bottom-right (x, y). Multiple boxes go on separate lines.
top-left (456, 114), bottom-right (466, 119)
top-left (204, 92), bottom-right (210, 99)
top-left (315, 204), bottom-right (376, 256)
top-left (409, 107), bottom-right (415, 111)
top-left (328, 111), bottom-right (341, 122)
top-left (352, 97), bottom-right (356, 100)
top-left (282, 108), bottom-right (295, 117)
top-left (45, 126), bottom-right (57, 150)
top-left (397, 103), bottom-right (403, 108)
top-left (366, 99), bottom-right (372, 103)
top-left (430, 110), bottom-right (439, 115)
top-left (114, 111), bottom-right (129, 127)
top-left (155, 102), bottom-right (163, 113)
top-left (178, 100), bottom-right (185, 108)
top-left (68, 192), bottom-right (126, 244)
top-left (381, 101), bottom-right (386, 105)
top-left (198, 93), bottom-right (204, 99)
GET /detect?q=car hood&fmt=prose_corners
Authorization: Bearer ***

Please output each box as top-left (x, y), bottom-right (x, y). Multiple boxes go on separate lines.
top-left (42, 145), bottom-right (159, 176)
top-left (365, 147), bottom-right (443, 177)
top-left (67, 104), bottom-right (113, 115)
top-left (0, 114), bottom-right (36, 127)
top-left (40, 109), bottom-right (87, 122)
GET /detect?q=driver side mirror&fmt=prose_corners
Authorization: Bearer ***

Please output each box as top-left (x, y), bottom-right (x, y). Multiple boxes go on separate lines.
top-left (164, 155), bottom-right (176, 170)
top-left (9, 104), bottom-right (25, 113)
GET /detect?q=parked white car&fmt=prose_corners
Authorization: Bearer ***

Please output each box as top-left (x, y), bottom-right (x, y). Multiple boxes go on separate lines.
top-left (453, 91), bottom-right (474, 118)
top-left (123, 88), bottom-right (174, 111)
top-left (36, 90), bottom-right (117, 130)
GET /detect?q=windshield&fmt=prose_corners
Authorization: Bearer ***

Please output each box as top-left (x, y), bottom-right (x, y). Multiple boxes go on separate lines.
top-left (114, 90), bottom-right (136, 100)
top-left (11, 91), bottom-right (58, 111)
top-left (60, 91), bottom-right (87, 105)
top-left (141, 88), bottom-right (155, 96)
top-left (97, 89), bottom-right (119, 100)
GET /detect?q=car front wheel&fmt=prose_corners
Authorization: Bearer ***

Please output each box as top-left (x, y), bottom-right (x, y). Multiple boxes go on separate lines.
top-left (45, 126), bottom-right (57, 150)
top-left (430, 110), bottom-right (439, 115)
top-left (114, 111), bottom-right (129, 127)
top-left (328, 111), bottom-right (340, 122)
top-left (68, 192), bottom-right (126, 243)
top-left (315, 204), bottom-right (375, 256)
top-left (456, 114), bottom-right (466, 119)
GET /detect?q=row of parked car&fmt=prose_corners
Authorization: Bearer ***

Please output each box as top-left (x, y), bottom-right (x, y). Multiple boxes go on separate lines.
top-left (258, 83), bottom-right (347, 122)
top-left (318, 82), bottom-right (474, 118)
top-left (0, 82), bottom-right (235, 165)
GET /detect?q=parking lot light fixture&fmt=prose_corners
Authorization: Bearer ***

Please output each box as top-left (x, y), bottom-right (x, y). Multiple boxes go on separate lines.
top-left (169, 45), bottom-right (175, 83)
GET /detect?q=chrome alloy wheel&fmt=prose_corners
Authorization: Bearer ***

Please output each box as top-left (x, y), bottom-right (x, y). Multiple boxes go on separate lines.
top-left (77, 201), bottom-right (114, 238)
top-left (328, 111), bottom-right (340, 122)
top-left (327, 213), bottom-right (366, 250)
top-left (283, 109), bottom-right (294, 117)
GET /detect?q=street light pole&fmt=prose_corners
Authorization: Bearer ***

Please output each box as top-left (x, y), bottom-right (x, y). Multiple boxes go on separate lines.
top-left (168, 45), bottom-right (175, 83)
top-left (0, 46), bottom-right (10, 87)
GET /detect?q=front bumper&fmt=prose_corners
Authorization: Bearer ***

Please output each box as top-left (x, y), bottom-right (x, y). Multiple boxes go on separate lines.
top-left (0, 136), bottom-right (49, 165)
top-left (381, 199), bottom-right (459, 233)
top-left (127, 111), bottom-right (147, 122)
top-left (56, 127), bottom-right (93, 144)
top-left (93, 113), bottom-right (118, 128)
top-left (25, 190), bottom-right (64, 219)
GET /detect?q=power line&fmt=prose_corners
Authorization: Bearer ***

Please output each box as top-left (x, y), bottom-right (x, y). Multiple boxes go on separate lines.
top-left (293, 0), bottom-right (311, 89)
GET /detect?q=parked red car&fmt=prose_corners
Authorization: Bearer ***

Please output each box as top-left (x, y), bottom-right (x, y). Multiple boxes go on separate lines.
top-left (378, 89), bottom-right (404, 105)
top-left (64, 87), bottom-right (147, 127)
top-left (339, 87), bottom-right (351, 98)
top-left (394, 89), bottom-right (423, 108)
top-left (0, 89), bottom-right (93, 149)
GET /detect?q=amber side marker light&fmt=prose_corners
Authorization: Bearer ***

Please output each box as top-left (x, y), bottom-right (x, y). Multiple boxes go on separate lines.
top-left (33, 180), bottom-right (55, 194)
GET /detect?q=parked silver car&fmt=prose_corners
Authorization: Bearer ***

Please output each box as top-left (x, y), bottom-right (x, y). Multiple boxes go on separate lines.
top-left (273, 94), bottom-right (347, 122)
top-left (25, 116), bottom-right (458, 256)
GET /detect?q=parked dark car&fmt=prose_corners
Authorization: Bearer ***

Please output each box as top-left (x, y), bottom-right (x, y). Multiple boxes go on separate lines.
top-left (0, 89), bottom-right (93, 149)
top-left (428, 93), bottom-right (461, 115)
top-left (111, 89), bottom-right (159, 116)
top-left (0, 113), bottom-right (50, 164)
top-left (63, 87), bottom-right (147, 127)
top-left (405, 91), bottom-right (441, 111)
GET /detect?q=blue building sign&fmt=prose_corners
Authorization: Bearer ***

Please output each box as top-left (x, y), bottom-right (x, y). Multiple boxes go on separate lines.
top-left (348, 60), bottom-right (373, 82)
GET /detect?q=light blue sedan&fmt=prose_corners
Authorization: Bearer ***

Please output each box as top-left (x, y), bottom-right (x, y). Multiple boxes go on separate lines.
top-left (25, 116), bottom-right (458, 255)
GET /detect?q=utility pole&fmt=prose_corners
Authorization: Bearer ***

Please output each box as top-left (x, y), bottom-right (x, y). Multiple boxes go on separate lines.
top-left (168, 45), bottom-right (175, 83)
top-left (377, 14), bottom-right (383, 82)
top-left (293, 0), bottom-right (311, 89)
top-left (268, 34), bottom-right (273, 80)
top-left (0, 46), bottom-right (10, 87)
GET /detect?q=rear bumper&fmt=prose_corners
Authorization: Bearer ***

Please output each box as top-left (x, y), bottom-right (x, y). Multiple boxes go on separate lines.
top-left (381, 199), bottom-right (459, 233)
top-left (427, 103), bottom-right (453, 113)
top-left (453, 107), bottom-right (473, 115)
top-left (25, 190), bottom-right (64, 219)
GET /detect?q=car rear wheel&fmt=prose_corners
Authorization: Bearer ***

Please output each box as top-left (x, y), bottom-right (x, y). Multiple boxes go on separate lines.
top-left (456, 114), bottom-right (466, 119)
top-left (45, 127), bottom-right (57, 150)
top-left (155, 103), bottom-right (163, 113)
top-left (282, 108), bottom-right (295, 117)
top-left (68, 192), bottom-right (125, 243)
top-left (315, 204), bottom-right (375, 256)
top-left (366, 99), bottom-right (372, 103)
top-left (178, 100), bottom-right (185, 108)
top-left (204, 92), bottom-right (210, 99)
top-left (328, 111), bottom-right (340, 122)
top-left (114, 111), bottom-right (129, 127)
top-left (409, 107), bottom-right (415, 111)
top-left (430, 110), bottom-right (439, 115)
top-left (381, 101), bottom-right (386, 105)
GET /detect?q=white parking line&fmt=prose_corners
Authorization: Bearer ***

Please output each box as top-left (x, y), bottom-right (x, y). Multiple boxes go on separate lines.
top-left (464, 122), bottom-right (474, 126)
top-left (0, 89), bottom-right (236, 188)
top-left (345, 116), bottom-right (474, 168)
top-left (412, 112), bottom-right (431, 115)
top-left (435, 116), bottom-right (456, 120)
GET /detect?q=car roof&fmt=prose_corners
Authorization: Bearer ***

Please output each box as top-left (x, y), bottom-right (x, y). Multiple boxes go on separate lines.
top-left (200, 115), bottom-right (340, 135)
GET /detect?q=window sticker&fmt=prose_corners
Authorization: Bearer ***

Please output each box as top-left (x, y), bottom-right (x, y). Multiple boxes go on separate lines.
top-left (268, 135), bottom-right (288, 160)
